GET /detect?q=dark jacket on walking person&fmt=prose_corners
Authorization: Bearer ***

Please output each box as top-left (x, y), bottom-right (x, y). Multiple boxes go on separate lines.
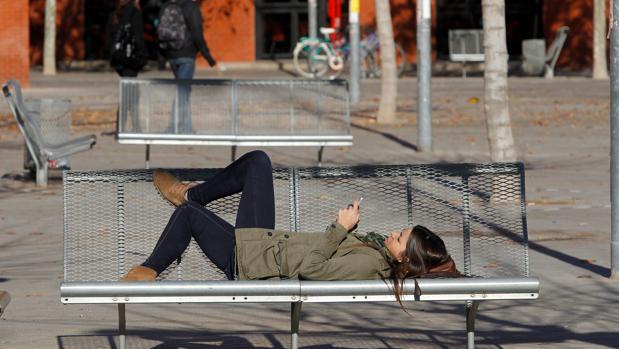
top-left (108, 0), bottom-right (148, 133)
top-left (159, 0), bottom-right (216, 70)
top-left (107, 0), bottom-right (149, 77)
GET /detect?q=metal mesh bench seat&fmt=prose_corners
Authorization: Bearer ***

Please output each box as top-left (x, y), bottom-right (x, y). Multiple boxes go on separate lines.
top-left (2, 80), bottom-right (96, 186)
top-left (61, 163), bottom-right (539, 349)
top-left (117, 79), bottom-right (352, 167)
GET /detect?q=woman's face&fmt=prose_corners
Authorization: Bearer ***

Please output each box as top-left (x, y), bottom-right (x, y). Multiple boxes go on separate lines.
top-left (385, 227), bottom-right (412, 261)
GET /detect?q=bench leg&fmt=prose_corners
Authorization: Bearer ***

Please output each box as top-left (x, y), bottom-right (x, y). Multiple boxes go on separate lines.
top-left (465, 300), bottom-right (480, 349)
top-left (317, 146), bottom-right (324, 167)
top-left (291, 302), bottom-right (302, 349)
top-left (145, 144), bottom-right (150, 169)
top-left (118, 304), bottom-right (127, 349)
top-left (231, 146), bottom-right (237, 162)
top-left (35, 164), bottom-right (48, 187)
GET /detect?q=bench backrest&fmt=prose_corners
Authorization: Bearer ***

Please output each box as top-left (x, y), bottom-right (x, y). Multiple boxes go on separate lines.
top-left (448, 30), bottom-right (485, 62)
top-left (63, 163), bottom-right (530, 283)
top-left (117, 79), bottom-right (351, 139)
top-left (545, 26), bottom-right (569, 69)
top-left (2, 80), bottom-right (49, 168)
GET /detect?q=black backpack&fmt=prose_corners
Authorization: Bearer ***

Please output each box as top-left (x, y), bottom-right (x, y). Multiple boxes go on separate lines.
top-left (157, 0), bottom-right (188, 50)
top-left (110, 12), bottom-right (146, 70)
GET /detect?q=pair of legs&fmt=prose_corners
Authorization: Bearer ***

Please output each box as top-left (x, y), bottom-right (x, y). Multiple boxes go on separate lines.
top-left (114, 66), bottom-right (142, 133)
top-left (167, 57), bottom-right (195, 133)
top-left (142, 150), bottom-right (275, 280)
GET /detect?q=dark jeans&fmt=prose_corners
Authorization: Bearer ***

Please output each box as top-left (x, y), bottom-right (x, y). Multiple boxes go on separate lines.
top-left (143, 150), bottom-right (275, 280)
top-left (168, 57), bottom-right (195, 133)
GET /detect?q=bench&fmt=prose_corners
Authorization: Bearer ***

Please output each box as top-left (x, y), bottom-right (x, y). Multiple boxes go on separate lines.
top-left (60, 163), bottom-right (539, 349)
top-left (0, 290), bottom-right (9, 317)
top-left (2, 80), bottom-right (97, 187)
top-left (448, 29), bottom-right (484, 78)
top-left (117, 79), bottom-right (353, 167)
top-left (522, 26), bottom-right (570, 78)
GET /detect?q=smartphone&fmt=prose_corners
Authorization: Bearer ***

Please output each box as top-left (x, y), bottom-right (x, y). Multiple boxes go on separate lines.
top-left (349, 195), bottom-right (363, 209)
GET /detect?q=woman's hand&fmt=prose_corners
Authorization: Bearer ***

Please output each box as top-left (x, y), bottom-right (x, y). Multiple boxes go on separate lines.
top-left (336, 198), bottom-right (361, 231)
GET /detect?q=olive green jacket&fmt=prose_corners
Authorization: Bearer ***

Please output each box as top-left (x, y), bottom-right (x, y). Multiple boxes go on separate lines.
top-left (235, 222), bottom-right (392, 280)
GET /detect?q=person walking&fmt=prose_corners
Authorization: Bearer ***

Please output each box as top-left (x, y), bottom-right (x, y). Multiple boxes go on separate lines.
top-left (107, 0), bottom-right (148, 133)
top-left (158, 0), bottom-right (217, 133)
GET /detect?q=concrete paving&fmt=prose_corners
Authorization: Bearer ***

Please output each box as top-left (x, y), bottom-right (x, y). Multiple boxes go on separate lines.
top-left (0, 68), bottom-right (617, 348)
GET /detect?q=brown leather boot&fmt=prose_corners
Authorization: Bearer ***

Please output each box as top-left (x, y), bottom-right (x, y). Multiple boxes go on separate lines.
top-left (121, 265), bottom-right (157, 281)
top-left (153, 169), bottom-right (189, 207)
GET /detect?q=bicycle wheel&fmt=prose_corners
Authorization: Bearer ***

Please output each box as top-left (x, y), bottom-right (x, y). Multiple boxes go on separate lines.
top-left (367, 43), bottom-right (407, 78)
top-left (308, 45), bottom-right (330, 78)
top-left (293, 40), bottom-right (320, 78)
top-left (309, 45), bottom-right (345, 80)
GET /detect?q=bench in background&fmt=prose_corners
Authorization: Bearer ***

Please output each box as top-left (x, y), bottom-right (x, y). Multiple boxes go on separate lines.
top-left (448, 29), bottom-right (485, 78)
top-left (61, 163), bottom-right (539, 349)
top-left (2, 80), bottom-right (96, 187)
top-left (522, 26), bottom-right (570, 78)
top-left (117, 79), bottom-right (353, 167)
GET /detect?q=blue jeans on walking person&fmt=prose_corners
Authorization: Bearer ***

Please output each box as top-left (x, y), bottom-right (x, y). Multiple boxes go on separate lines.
top-left (168, 57), bottom-right (196, 133)
top-left (142, 151), bottom-right (276, 280)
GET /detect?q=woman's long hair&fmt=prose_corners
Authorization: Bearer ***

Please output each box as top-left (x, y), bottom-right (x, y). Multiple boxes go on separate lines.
top-left (388, 225), bottom-right (452, 306)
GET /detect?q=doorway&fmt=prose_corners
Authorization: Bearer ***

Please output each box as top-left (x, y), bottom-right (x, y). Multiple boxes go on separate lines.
top-left (255, 0), bottom-right (326, 59)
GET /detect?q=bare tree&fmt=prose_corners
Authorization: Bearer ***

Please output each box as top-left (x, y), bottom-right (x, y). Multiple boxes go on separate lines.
top-left (374, 0), bottom-right (397, 124)
top-left (482, 0), bottom-right (516, 162)
top-left (43, 0), bottom-right (57, 75)
top-left (593, 0), bottom-right (609, 79)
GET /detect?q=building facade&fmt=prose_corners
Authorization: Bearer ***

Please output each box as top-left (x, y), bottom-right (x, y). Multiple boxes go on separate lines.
top-left (0, 0), bottom-right (30, 86)
top-left (0, 0), bottom-right (609, 85)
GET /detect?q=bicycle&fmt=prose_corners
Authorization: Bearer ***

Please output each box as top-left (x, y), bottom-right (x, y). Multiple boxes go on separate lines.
top-left (294, 27), bottom-right (372, 80)
top-left (293, 27), bottom-right (346, 79)
top-left (293, 28), bottom-right (406, 80)
top-left (362, 32), bottom-right (407, 78)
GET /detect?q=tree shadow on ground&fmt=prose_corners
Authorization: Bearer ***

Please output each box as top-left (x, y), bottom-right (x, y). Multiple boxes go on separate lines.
top-left (350, 121), bottom-right (418, 152)
top-left (528, 240), bottom-right (610, 277)
top-left (57, 322), bottom-right (619, 349)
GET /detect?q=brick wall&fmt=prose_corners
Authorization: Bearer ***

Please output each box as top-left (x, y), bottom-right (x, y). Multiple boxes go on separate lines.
top-left (0, 0), bottom-right (30, 86)
top-left (360, 0), bottom-right (605, 71)
top-left (201, 0), bottom-right (255, 64)
top-left (543, 0), bottom-right (610, 71)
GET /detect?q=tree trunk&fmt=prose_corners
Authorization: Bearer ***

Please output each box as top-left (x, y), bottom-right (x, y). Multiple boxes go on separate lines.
top-left (43, 0), bottom-right (57, 76)
top-left (593, 0), bottom-right (609, 79)
top-left (482, 0), bottom-right (516, 162)
top-left (375, 0), bottom-right (397, 124)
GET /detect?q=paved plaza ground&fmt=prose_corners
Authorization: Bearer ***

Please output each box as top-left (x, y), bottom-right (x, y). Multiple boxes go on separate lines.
top-left (0, 67), bottom-right (617, 348)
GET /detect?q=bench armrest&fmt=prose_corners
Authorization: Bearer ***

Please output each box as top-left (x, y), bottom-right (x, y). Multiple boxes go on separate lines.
top-left (43, 134), bottom-right (97, 161)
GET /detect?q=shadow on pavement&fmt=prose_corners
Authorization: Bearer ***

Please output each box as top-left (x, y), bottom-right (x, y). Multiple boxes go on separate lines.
top-left (351, 122), bottom-right (418, 151)
top-left (528, 240), bottom-right (610, 277)
top-left (56, 323), bottom-right (619, 349)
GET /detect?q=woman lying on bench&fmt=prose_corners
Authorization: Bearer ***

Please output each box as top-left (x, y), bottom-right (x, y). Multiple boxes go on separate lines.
top-left (122, 151), bottom-right (460, 292)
